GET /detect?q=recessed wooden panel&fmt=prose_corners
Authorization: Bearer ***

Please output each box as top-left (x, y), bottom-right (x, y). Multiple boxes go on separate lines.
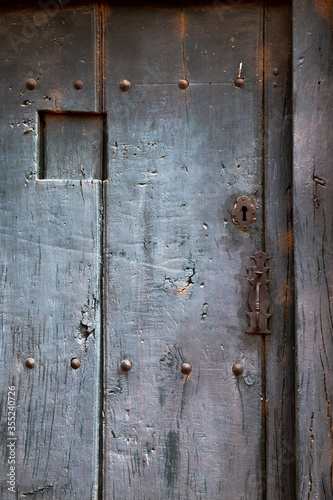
top-left (39, 112), bottom-right (104, 180)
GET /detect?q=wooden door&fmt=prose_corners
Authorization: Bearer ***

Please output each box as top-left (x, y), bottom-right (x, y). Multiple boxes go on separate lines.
top-left (1, 1), bottom-right (330, 499)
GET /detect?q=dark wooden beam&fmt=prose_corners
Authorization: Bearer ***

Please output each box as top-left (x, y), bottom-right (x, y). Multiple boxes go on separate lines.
top-left (264, 1), bottom-right (295, 498)
top-left (293, 1), bottom-right (333, 497)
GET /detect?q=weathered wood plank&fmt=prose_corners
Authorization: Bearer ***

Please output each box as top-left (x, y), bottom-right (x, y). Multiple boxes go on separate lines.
top-left (0, 4), bottom-right (101, 498)
top-left (293, 1), bottom-right (333, 498)
top-left (103, 2), bottom-right (264, 498)
top-left (264, 1), bottom-right (295, 498)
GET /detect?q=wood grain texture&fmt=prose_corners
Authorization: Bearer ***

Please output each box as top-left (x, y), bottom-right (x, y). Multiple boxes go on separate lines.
top-left (264, 1), bottom-right (295, 498)
top-left (0, 4), bottom-right (101, 498)
top-left (293, 1), bottom-right (333, 498)
top-left (103, 2), bottom-right (264, 498)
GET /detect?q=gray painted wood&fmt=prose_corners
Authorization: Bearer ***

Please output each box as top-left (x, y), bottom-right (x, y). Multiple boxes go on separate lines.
top-left (264, 1), bottom-right (295, 498)
top-left (293, 1), bottom-right (333, 498)
top-left (103, 2), bottom-right (264, 498)
top-left (0, 3), bottom-right (101, 499)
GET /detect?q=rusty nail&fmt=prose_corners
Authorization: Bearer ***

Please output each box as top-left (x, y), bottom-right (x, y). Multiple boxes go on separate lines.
top-left (119, 80), bottom-right (131, 92)
top-left (25, 358), bottom-right (35, 369)
top-left (273, 68), bottom-right (279, 75)
top-left (73, 79), bottom-right (83, 90)
top-left (234, 78), bottom-right (245, 88)
top-left (121, 359), bottom-right (132, 372)
top-left (26, 78), bottom-right (37, 91)
top-left (71, 358), bottom-right (81, 370)
top-left (178, 79), bottom-right (189, 90)
top-left (232, 363), bottom-right (244, 376)
top-left (181, 362), bottom-right (192, 375)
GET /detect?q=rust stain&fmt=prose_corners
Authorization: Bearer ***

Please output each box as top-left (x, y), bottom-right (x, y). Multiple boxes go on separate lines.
top-left (278, 228), bottom-right (294, 256)
top-left (314, 0), bottom-right (333, 26)
top-left (174, 282), bottom-right (191, 294)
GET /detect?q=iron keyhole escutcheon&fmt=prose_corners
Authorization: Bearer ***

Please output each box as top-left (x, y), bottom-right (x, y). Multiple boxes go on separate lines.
top-left (232, 196), bottom-right (256, 232)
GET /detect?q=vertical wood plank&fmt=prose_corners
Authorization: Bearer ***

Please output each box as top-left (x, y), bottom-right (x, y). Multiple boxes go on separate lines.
top-left (103, 2), bottom-right (264, 498)
top-left (293, 1), bottom-right (333, 498)
top-left (0, 4), bottom-right (102, 498)
top-left (264, 1), bottom-right (295, 498)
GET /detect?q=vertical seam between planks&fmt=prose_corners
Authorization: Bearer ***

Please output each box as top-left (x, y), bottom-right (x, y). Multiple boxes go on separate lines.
top-left (180, 1), bottom-right (187, 81)
top-left (180, 1), bottom-right (189, 124)
top-left (286, 6), bottom-right (296, 497)
top-left (291, 2), bottom-right (299, 497)
top-left (96, 2), bottom-right (106, 500)
top-left (262, 2), bottom-right (267, 500)
top-left (261, 1), bottom-right (266, 253)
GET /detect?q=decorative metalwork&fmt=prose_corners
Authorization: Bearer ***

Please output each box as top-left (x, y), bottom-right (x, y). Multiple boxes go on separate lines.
top-left (246, 250), bottom-right (271, 335)
top-left (232, 196), bottom-right (256, 232)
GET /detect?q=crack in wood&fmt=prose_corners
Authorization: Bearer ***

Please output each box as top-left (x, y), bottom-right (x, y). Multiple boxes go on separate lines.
top-left (22, 484), bottom-right (53, 496)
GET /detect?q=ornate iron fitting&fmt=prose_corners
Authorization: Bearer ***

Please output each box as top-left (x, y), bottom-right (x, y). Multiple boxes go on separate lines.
top-left (232, 196), bottom-right (256, 232)
top-left (246, 250), bottom-right (271, 335)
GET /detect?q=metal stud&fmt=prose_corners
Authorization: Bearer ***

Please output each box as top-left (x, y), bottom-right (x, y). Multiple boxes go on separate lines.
top-left (232, 363), bottom-right (244, 376)
top-left (25, 358), bottom-right (35, 369)
top-left (119, 80), bottom-right (131, 92)
top-left (178, 79), bottom-right (189, 90)
top-left (26, 78), bottom-right (37, 91)
top-left (71, 358), bottom-right (81, 370)
top-left (234, 77), bottom-right (245, 88)
top-left (121, 359), bottom-right (132, 372)
top-left (73, 79), bottom-right (83, 90)
top-left (181, 362), bottom-right (192, 375)
top-left (273, 68), bottom-right (279, 75)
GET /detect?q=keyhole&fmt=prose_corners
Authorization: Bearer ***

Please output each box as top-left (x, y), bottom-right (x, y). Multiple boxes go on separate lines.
top-left (241, 206), bottom-right (248, 221)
